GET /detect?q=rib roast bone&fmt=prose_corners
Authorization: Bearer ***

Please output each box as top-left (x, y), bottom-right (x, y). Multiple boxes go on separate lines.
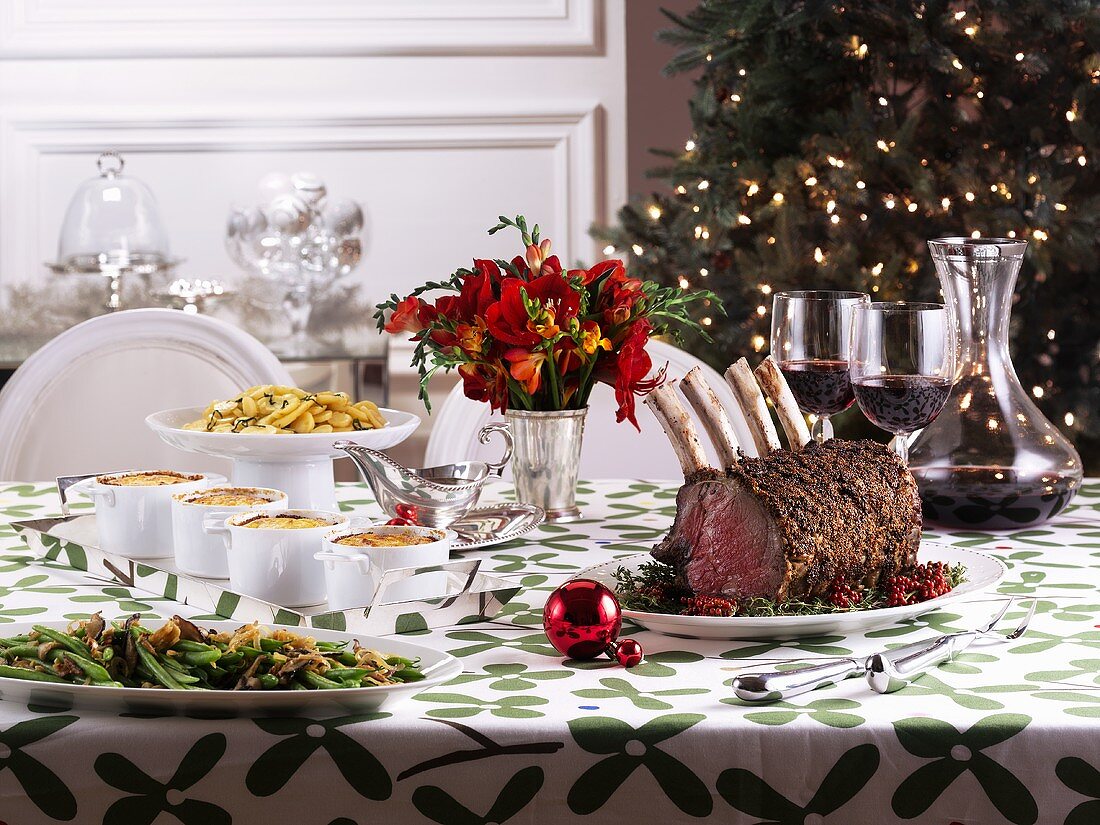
top-left (725, 358), bottom-right (781, 455)
top-left (652, 439), bottom-right (921, 601)
top-left (679, 367), bottom-right (742, 468)
top-left (754, 356), bottom-right (811, 449)
top-left (643, 381), bottom-right (710, 475)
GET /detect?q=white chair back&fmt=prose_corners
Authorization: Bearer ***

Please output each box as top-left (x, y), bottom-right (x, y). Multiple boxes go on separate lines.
top-left (0, 309), bottom-right (293, 481)
top-left (423, 339), bottom-right (754, 481)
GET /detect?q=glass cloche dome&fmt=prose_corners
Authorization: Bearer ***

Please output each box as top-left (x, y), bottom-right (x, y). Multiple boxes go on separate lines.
top-left (53, 151), bottom-right (175, 274)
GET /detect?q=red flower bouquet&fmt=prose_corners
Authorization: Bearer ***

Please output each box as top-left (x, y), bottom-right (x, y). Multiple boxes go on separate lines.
top-left (375, 216), bottom-right (721, 429)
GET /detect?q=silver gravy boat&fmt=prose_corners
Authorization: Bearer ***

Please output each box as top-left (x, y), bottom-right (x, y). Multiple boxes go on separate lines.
top-left (335, 424), bottom-right (512, 528)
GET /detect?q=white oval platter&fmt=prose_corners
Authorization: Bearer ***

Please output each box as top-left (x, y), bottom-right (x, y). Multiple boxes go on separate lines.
top-left (146, 406), bottom-right (420, 460)
top-left (580, 543), bottom-right (1006, 640)
top-left (0, 620), bottom-right (459, 715)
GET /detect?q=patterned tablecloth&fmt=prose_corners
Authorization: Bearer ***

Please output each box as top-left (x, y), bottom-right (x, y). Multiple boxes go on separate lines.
top-left (1, 478), bottom-right (1099, 825)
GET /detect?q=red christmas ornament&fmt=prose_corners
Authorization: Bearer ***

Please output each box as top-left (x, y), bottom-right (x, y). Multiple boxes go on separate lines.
top-left (542, 579), bottom-right (643, 667)
top-left (394, 503), bottom-right (419, 524)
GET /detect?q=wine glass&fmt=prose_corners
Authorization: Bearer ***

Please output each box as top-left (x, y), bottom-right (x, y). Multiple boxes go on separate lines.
top-left (849, 302), bottom-right (957, 465)
top-left (771, 290), bottom-right (870, 442)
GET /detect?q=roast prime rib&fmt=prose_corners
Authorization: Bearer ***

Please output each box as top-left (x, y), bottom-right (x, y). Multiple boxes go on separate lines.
top-left (644, 357), bottom-right (922, 602)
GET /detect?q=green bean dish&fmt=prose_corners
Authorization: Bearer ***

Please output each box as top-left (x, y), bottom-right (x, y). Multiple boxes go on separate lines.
top-left (0, 614), bottom-right (425, 691)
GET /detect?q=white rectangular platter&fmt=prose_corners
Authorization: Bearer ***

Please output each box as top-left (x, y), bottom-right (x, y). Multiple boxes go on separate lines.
top-left (13, 515), bottom-right (520, 636)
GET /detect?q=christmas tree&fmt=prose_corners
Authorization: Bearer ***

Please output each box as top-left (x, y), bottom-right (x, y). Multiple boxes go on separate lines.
top-left (597, 0), bottom-right (1100, 469)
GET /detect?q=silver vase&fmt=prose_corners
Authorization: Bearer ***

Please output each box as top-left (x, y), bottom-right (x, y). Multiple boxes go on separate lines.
top-left (506, 408), bottom-right (586, 522)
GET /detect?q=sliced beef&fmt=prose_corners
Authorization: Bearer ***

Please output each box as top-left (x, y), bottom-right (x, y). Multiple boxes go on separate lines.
top-left (652, 439), bottom-right (921, 601)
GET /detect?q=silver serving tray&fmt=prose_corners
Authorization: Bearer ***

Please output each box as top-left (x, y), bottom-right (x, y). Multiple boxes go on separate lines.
top-left (450, 504), bottom-right (545, 549)
top-left (12, 515), bottom-right (520, 636)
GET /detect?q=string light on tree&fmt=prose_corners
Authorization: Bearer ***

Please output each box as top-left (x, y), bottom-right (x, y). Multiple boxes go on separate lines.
top-left (596, 1), bottom-right (1100, 473)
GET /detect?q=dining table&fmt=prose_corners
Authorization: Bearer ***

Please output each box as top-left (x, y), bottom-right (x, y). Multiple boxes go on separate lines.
top-left (0, 476), bottom-right (1098, 825)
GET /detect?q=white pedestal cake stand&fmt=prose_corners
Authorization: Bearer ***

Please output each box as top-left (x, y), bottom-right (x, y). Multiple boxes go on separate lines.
top-left (146, 407), bottom-right (420, 512)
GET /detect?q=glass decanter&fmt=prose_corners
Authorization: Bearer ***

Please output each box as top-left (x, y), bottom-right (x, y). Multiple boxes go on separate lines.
top-left (909, 238), bottom-right (1083, 529)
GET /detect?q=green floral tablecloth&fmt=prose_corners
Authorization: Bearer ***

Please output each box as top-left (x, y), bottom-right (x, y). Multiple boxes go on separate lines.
top-left (1, 478), bottom-right (1099, 825)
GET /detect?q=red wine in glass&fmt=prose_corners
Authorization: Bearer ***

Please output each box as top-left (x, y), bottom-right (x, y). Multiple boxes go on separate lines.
top-left (851, 375), bottom-right (951, 433)
top-left (778, 359), bottom-right (855, 416)
top-left (771, 290), bottom-right (868, 442)
top-left (849, 302), bottom-right (956, 465)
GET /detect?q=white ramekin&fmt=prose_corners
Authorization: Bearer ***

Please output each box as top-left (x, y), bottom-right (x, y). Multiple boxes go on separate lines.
top-left (171, 486), bottom-right (288, 578)
top-left (204, 509), bottom-right (351, 607)
top-left (74, 470), bottom-right (225, 559)
top-left (315, 524), bottom-right (455, 610)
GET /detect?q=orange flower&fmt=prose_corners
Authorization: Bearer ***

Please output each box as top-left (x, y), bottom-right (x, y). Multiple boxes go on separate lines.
top-left (454, 317), bottom-right (488, 356)
top-left (505, 348), bottom-right (548, 395)
top-left (579, 320), bottom-right (612, 355)
top-left (525, 239), bottom-right (553, 276)
top-left (526, 305), bottom-right (560, 340)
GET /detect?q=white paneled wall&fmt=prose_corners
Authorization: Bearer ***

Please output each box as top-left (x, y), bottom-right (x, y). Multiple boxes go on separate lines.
top-left (0, 0), bottom-right (627, 465)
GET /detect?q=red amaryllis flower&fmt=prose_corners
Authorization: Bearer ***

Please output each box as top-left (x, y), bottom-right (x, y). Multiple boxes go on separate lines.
top-left (455, 260), bottom-right (501, 320)
top-left (486, 272), bottom-right (580, 347)
top-left (596, 262), bottom-right (645, 330)
top-left (596, 319), bottom-right (664, 430)
top-left (505, 348), bottom-right (548, 395)
top-left (458, 361), bottom-right (509, 413)
top-left (574, 259), bottom-right (620, 287)
top-left (384, 296), bottom-right (432, 334)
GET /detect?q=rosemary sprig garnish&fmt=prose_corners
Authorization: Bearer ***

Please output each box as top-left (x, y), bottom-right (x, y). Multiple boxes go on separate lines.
top-left (613, 560), bottom-right (967, 617)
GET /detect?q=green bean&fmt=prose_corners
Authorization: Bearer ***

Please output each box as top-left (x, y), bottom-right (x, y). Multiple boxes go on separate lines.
top-left (101, 647), bottom-right (114, 662)
top-left (0, 664), bottom-right (69, 683)
top-left (390, 668), bottom-right (426, 683)
top-left (0, 635), bottom-right (30, 647)
top-left (259, 638), bottom-right (286, 652)
top-left (32, 626), bottom-right (92, 658)
top-left (257, 674), bottom-right (279, 689)
top-left (291, 681), bottom-right (308, 690)
top-left (173, 640), bottom-right (217, 653)
top-left (218, 652), bottom-right (244, 668)
top-left (54, 651), bottom-right (112, 683)
top-left (175, 650), bottom-right (220, 667)
top-left (131, 630), bottom-right (188, 690)
top-left (91, 680), bottom-right (125, 688)
top-left (2, 645), bottom-right (43, 659)
top-left (325, 667), bottom-right (370, 681)
top-left (297, 670), bottom-right (344, 690)
top-left (385, 655), bottom-right (421, 667)
top-left (236, 646), bottom-right (263, 659)
top-left (157, 658), bottom-right (201, 684)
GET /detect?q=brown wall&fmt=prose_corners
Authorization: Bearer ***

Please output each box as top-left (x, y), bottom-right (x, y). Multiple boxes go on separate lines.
top-left (625, 0), bottom-right (699, 198)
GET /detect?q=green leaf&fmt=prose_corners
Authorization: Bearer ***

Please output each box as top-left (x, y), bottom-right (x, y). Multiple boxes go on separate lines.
top-left (961, 713), bottom-right (1031, 751)
top-left (411, 785), bottom-right (483, 825)
top-left (716, 767), bottom-right (803, 821)
top-left (568, 717), bottom-right (636, 754)
top-left (485, 767), bottom-right (546, 824)
top-left (893, 717), bottom-right (962, 758)
top-left (322, 729), bottom-right (392, 801)
top-left (806, 744), bottom-right (880, 815)
top-left (645, 748), bottom-right (713, 816)
top-left (968, 752), bottom-right (1038, 824)
top-left (246, 735), bottom-right (322, 796)
top-left (10, 749), bottom-right (78, 820)
top-left (891, 759), bottom-right (967, 819)
top-left (567, 755), bottom-right (639, 815)
top-left (168, 734), bottom-right (226, 792)
top-left (213, 591), bottom-right (240, 618)
top-left (1057, 756), bottom-right (1100, 797)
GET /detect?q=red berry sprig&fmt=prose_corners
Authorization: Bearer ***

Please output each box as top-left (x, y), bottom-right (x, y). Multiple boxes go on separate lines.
top-left (680, 594), bottom-right (737, 617)
top-left (882, 562), bottom-right (952, 607)
top-left (826, 576), bottom-right (864, 609)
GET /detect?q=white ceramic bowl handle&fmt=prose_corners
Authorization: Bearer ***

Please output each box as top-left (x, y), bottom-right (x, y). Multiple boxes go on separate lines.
top-left (202, 514), bottom-right (232, 548)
